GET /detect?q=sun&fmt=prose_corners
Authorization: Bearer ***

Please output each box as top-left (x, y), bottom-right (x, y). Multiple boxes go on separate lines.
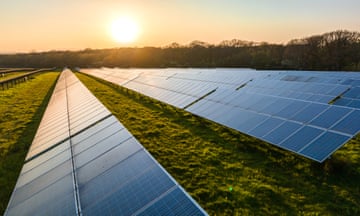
top-left (110, 16), bottom-right (140, 44)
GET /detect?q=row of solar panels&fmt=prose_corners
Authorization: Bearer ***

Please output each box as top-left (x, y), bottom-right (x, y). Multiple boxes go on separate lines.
top-left (5, 69), bottom-right (207, 216)
top-left (81, 68), bottom-right (360, 162)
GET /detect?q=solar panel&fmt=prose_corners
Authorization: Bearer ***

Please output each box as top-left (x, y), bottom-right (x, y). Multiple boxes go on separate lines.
top-left (5, 69), bottom-right (207, 216)
top-left (80, 68), bottom-right (360, 162)
top-left (299, 132), bottom-right (351, 161)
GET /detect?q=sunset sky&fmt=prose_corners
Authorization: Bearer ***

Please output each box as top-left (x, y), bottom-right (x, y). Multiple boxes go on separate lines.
top-left (1, 0), bottom-right (359, 53)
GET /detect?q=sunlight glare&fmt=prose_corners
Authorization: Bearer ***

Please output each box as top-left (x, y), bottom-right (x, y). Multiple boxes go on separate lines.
top-left (110, 16), bottom-right (140, 44)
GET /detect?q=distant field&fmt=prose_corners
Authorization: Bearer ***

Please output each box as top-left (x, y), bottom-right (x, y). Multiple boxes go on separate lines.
top-left (76, 72), bottom-right (360, 215)
top-left (0, 72), bottom-right (59, 214)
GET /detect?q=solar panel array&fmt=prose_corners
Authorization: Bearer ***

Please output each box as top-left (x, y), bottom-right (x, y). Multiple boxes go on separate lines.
top-left (5, 69), bottom-right (207, 216)
top-left (81, 68), bottom-right (360, 162)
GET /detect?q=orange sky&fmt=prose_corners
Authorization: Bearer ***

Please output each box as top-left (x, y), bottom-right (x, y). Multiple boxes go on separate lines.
top-left (0, 0), bottom-right (359, 53)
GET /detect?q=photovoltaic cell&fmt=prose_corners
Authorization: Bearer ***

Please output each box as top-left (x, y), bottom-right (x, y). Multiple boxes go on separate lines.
top-left (333, 98), bottom-right (352, 106)
top-left (273, 100), bottom-right (309, 119)
top-left (309, 106), bottom-right (352, 129)
top-left (263, 121), bottom-right (302, 145)
top-left (349, 99), bottom-right (360, 109)
top-left (7, 174), bottom-right (75, 216)
top-left (227, 111), bottom-right (268, 132)
top-left (9, 162), bottom-right (73, 209)
top-left (343, 87), bottom-right (360, 99)
top-left (290, 103), bottom-right (328, 123)
top-left (300, 132), bottom-right (351, 162)
top-left (280, 126), bottom-right (324, 152)
top-left (331, 110), bottom-right (360, 135)
top-left (20, 141), bottom-right (69, 174)
top-left (137, 188), bottom-right (205, 216)
top-left (248, 117), bottom-right (285, 138)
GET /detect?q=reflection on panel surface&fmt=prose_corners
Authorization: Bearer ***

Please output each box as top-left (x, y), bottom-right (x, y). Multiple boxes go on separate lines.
top-left (81, 68), bottom-right (360, 162)
top-left (5, 69), bottom-right (206, 216)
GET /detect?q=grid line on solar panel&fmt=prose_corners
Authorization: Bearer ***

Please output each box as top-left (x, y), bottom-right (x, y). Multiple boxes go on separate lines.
top-left (77, 140), bottom-right (142, 186)
top-left (19, 151), bottom-right (72, 188)
top-left (78, 151), bottom-right (159, 205)
top-left (134, 185), bottom-right (178, 215)
top-left (21, 141), bottom-right (70, 175)
top-left (26, 113), bottom-right (113, 163)
top-left (74, 129), bottom-right (132, 168)
top-left (10, 162), bottom-right (73, 207)
top-left (81, 166), bottom-right (176, 215)
top-left (279, 126), bottom-right (325, 152)
top-left (308, 106), bottom-right (352, 129)
top-left (25, 131), bottom-right (70, 162)
top-left (71, 116), bottom-right (121, 146)
top-left (331, 109), bottom-right (360, 135)
top-left (6, 174), bottom-right (76, 216)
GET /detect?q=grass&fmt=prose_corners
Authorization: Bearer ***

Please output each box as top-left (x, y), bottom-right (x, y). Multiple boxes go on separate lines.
top-left (1, 70), bottom-right (358, 215)
top-left (0, 72), bottom-right (59, 214)
top-left (76, 72), bottom-right (360, 215)
top-left (0, 72), bottom-right (31, 81)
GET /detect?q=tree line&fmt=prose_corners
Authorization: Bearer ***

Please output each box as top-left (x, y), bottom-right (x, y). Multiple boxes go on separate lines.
top-left (0, 30), bottom-right (359, 71)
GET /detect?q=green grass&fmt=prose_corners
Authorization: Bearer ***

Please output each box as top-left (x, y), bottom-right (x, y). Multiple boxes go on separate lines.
top-left (1, 71), bottom-right (359, 215)
top-left (0, 72), bottom-right (30, 81)
top-left (76, 72), bottom-right (360, 215)
top-left (0, 72), bottom-right (59, 214)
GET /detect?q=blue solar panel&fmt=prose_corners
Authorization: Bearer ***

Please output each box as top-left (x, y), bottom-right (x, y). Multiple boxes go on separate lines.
top-left (248, 96), bottom-right (277, 113)
top-left (273, 100), bottom-right (309, 119)
top-left (299, 132), bottom-right (351, 162)
top-left (76, 139), bottom-right (143, 185)
top-left (137, 188), bottom-right (206, 216)
top-left (80, 68), bottom-right (360, 163)
top-left (248, 117), bottom-right (284, 138)
top-left (349, 99), bottom-right (360, 109)
top-left (309, 106), bottom-right (352, 129)
top-left (195, 101), bottom-right (223, 117)
top-left (331, 110), bottom-right (360, 135)
top-left (333, 98), bottom-right (352, 106)
top-left (7, 174), bottom-right (75, 216)
top-left (209, 106), bottom-right (237, 124)
top-left (263, 121), bottom-right (302, 145)
top-left (343, 87), bottom-right (360, 99)
top-left (81, 165), bottom-right (175, 216)
top-left (185, 100), bottom-right (212, 117)
top-left (280, 126), bottom-right (324, 152)
top-left (5, 69), bottom-right (207, 216)
top-left (290, 103), bottom-right (328, 123)
top-left (227, 111), bottom-right (268, 132)
top-left (307, 94), bottom-right (334, 103)
top-left (260, 98), bottom-right (292, 115)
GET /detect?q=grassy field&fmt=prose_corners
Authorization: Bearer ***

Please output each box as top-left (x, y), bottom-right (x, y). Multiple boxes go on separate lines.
top-left (76, 72), bottom-right (360, 215)
top-left (0, 72), bottom-right (59, 214)
top-left (0, 72), bottom-right (30, 81)
top-left (1, 71), bottom-right (359, 215)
